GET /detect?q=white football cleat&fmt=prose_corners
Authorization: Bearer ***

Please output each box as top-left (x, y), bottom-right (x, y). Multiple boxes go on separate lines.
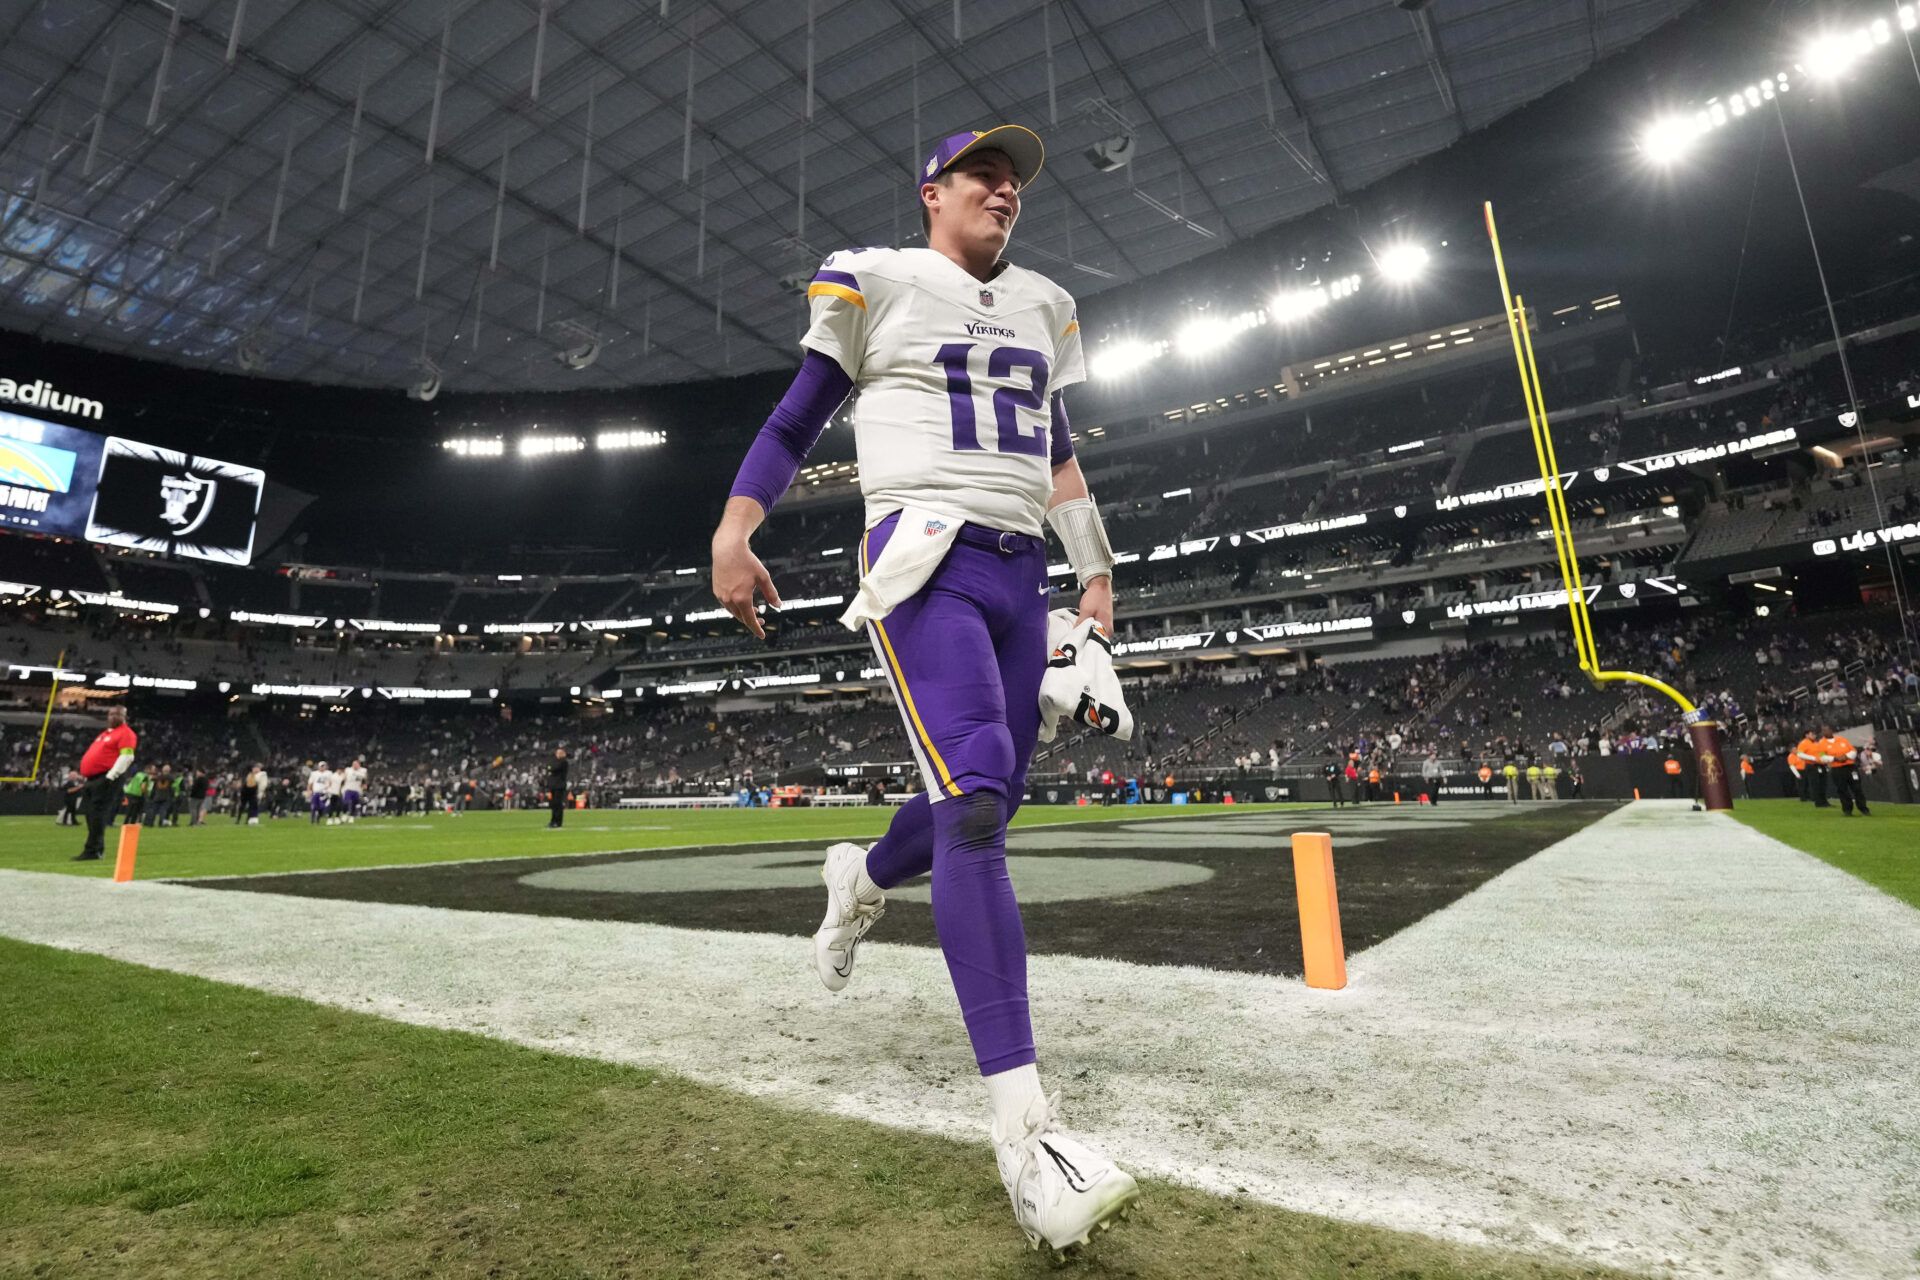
top-left (995, 1093), bottom-right (1138, 1255)
top-left (812, 842), bottom-right (884, 992)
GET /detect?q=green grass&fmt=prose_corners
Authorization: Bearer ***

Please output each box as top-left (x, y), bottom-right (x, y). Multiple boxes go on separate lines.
top-left (0, 803), bottom-right (1312, 881)
top-left (1730, 798), bottom-right (1920, 911)
top-left (0, 937), bottom-right (1635, 1280)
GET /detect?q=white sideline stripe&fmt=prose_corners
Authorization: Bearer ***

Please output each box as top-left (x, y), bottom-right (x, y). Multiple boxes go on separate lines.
top-left (1, 802), bottom-right (1915, 1279)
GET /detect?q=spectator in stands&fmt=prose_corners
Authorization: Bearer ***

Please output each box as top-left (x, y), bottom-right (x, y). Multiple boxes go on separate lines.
top-left (148, 766), bottom-right (176, 827)
top-left (120, 766), bottom-right (150, 827)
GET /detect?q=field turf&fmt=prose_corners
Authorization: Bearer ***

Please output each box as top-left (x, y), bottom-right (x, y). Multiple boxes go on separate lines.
top-left (0, 803), bottom-right (1309, 881)
top-left (187, 804), bottom-right (1616, 975)
top-left (0, 936), bottom-right (1638, 1280)
top-left (1731, 798), bottom-right (1920, 911)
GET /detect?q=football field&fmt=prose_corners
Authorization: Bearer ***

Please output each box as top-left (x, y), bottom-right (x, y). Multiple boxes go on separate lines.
top-left (3, 800), bottom-right (1917, 1278)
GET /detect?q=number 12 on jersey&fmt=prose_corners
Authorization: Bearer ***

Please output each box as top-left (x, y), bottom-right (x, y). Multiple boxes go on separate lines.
top-left (936, 343), bottom-right (1052, 458)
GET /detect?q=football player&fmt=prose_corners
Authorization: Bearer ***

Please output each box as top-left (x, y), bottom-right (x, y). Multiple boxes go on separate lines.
top-left (710, 124), bottom-right (1136, 1253)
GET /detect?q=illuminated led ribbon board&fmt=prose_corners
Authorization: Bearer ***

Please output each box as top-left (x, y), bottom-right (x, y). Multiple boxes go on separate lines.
top-left (1482, 202), bottom-right (1698, 720)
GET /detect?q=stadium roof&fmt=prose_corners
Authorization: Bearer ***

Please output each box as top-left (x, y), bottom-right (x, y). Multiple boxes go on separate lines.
top-left (0, 0), bottom-right (1696, 394)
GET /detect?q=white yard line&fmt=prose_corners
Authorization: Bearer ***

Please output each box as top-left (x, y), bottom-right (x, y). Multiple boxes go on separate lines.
top-left (1, 802), bottom-right (1914, 1278)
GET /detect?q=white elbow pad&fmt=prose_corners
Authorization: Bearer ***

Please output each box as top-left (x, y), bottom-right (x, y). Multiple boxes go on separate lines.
top-left (1046, 497), bottom-right (1114, 587)
top-left (106, 752), bottom-right (134, 781)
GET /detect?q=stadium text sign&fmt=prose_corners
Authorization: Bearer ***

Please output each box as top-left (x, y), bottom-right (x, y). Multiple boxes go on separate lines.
top-left (1447, 584), bottom-right (1604, 619)
top-left (1614, 426), bottom-right (1798, 477)
top-left (1113, 630), bottom-right (1215, 655)
top-left (1243, 616), bottom-right (1374, 639)
top-left (1812, 521), bottom-right (1920, 556)
top-left (1245, 512), bottom-right (1367, 542)
top-left (0, 376), bottom-right (104, 421)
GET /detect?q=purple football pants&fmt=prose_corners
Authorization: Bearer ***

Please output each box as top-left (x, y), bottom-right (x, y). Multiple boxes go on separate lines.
top-left (859, 511), bottom-right (1048, 1076)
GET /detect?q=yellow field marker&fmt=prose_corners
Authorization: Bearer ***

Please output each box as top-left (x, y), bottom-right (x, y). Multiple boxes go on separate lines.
top-left (0, 649), bottom-right (65, 786)
top-left (1484, 203), bottom-right (1732, 809)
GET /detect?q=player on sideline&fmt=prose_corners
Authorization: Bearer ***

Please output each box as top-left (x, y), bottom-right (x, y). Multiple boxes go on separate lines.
top-left (306, 760), bottom-right (334, 825)
top-left (341, 758), bottom-right (368, 823)
top-left (711, 124), bottom-right (1137, 1254)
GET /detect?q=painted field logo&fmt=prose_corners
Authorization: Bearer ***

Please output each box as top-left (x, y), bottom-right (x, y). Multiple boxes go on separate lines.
top-left (0, 377), bottom-right (104, 421)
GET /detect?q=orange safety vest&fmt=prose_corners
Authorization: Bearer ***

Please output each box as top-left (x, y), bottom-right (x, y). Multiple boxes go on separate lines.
top-left (1793, 737), bottom-right (1822, 770)
top-left (1663, 758), bottom-right (1683, 775)
top-left (1477, 766), bottom-right (1493, 782)
top-left (1822, 735), bottom-right (1855, 769)
top-left (1740, 757), bottom-right (1754, 776)
top-left (1367, 768), bottom-right (1381, 783)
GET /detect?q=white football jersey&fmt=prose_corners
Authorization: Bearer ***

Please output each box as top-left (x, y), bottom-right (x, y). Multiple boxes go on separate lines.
top-left (342, 765), bottom-right (368, 793)
top-left (308, 769), bottom-right (333, 797)
top-left (805, 247), bottom-right (1086, 536)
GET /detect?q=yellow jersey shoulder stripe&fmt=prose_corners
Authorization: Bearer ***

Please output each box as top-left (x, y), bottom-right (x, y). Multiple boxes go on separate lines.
top-left (807, 282), bottom-right (866, 310)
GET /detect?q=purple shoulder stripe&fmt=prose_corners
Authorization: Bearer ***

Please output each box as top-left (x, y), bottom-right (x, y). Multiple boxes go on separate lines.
top-left (812, 269), bottom-right (860, 290)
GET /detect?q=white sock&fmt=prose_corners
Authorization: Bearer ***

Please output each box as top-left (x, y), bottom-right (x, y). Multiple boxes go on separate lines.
top-left (853, 850), bottom-right (884, 903)
top-left (984, 1063), bottom-right (1045, 1139)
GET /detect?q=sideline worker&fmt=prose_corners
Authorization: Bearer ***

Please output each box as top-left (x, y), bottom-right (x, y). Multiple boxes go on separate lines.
top-left (1503, 760), bottom-right (1520, 803)
top-left (1819, 722), bottom-right (1871, 817)
top-left (1794, 729), bottom-right (1826, 806)
top-left (1541, 762), bottom-right (1559, 800)
top-left (1477, 762), bottom-right (1494, 798)
top-left (1525, 761), bottom-right (1542, 800)
top-left (1740, 753), bottom-right (1755, 800)
top-left (546, 747), bottom-right (569, 829)
top-left (72, 705), bottom-right (138, 862)
top-left (1662, 752), bottom-right (1685, 798)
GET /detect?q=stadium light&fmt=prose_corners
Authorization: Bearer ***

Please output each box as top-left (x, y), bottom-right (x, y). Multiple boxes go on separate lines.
top-left (1376, 243), bottom-right (1431, 283)
top-left (1268, 287), bottom-right (1327, 325)
top-left (1804, 28), bottom-right (1873, 79)
top-left (517, 434), bottom-right (585, 458)
top-left (1638, 114), bottom-right (1704, 165)
top-left (595, 428), bottom-right (666, 451)
top-left (1175, 311), bottom-right (1261, 358)
top-left (441, 437), bottom-right (504, 457)
top-left (1089, 339), bottom-right (1167, 381)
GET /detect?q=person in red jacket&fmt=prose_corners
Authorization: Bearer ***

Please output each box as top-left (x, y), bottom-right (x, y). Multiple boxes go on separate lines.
top-left (73, 705), bottom-right (138, 862)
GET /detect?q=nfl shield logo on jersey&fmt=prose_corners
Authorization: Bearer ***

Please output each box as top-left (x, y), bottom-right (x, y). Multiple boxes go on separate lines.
top-left (924, 518), bottom-right (949, 536)
top-left (979, 289), bottom-right (995, 308)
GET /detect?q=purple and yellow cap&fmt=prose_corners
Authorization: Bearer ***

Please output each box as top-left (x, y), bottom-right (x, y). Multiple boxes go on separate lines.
top-left (919, 124), bottom-right (1045, 189)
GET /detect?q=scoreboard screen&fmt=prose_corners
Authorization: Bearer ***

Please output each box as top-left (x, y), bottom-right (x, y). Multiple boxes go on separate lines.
top-left (0, 411), bottom-right (265, 566)
top-left (0, 409), bottom-right (106, 538)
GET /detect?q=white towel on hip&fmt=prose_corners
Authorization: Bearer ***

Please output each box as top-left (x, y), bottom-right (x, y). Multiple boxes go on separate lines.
top-left (838, 506), bottom-right (964, 631)
top-left (1037, 608), bottom-right (1134, 742)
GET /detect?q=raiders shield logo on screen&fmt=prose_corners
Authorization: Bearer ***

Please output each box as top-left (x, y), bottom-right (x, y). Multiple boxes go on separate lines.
top-left (86, 437), bottom-right (264, 565)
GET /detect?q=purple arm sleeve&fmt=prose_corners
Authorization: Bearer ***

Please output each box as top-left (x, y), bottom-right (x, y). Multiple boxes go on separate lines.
top-left (1048, 391), bottom-right (1074, 465)
top-left (728, 348), bottom-right (855, 513)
